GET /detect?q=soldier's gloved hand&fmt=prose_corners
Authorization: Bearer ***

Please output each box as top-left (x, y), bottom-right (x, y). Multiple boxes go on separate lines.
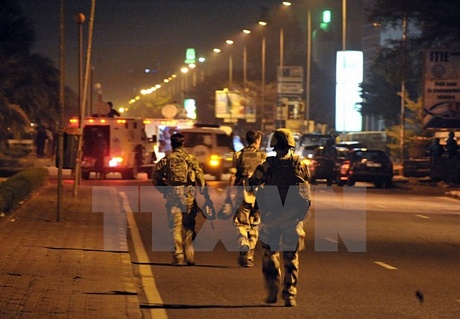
top-left (201, 187), bottom-right (212, 201)
top-left (202, 198), bottom-right (216, 221)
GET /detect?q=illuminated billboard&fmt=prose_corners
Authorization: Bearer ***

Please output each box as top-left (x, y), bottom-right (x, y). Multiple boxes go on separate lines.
top-left (423, 49), bottom-right (460, 129)
top-left (215, 90), bottom-right (256, 122)
top-left (336, 51), bottom-right (363, 132)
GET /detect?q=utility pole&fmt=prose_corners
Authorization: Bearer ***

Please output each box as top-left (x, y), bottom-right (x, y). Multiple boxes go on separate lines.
top-left (400, 14), bottom-right (408, 165)
top-left (57, 0), bottom-right (65, 221)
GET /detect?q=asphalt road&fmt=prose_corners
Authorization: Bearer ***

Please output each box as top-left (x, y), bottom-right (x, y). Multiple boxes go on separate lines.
top-left (86, 174), bottom-right (460, 319)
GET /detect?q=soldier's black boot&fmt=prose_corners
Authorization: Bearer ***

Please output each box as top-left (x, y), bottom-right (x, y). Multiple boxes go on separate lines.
top-left (238, 245), bottom-right (249, 267)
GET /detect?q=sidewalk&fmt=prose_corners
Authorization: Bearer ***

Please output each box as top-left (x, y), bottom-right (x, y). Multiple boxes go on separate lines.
top-left (392, 174), bottom-right (460, 199)
top-left (0, 181), bottom-right (142, 318)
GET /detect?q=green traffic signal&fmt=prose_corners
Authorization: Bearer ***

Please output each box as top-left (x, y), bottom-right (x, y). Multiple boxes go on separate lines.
top-left (322, 10), bottom-right (331, 23)
top-left (321, 9), bottom-right (331, 31)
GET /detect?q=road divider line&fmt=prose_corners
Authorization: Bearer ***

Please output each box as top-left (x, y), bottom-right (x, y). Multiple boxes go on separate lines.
top-left (325, 237), bottom-right (339, 244)
top-left (374, 261), bottom-right (397, 270)
top-left (415, 214), bottom-right (430, 219)
top-left (120, 192), bottom-right (168, 319)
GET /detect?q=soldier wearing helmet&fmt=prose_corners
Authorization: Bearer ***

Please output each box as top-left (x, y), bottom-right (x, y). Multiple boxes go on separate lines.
top-left (230, 130), bottom-right (266, 268)
top-left (249, 128), bottom-right (311, 307)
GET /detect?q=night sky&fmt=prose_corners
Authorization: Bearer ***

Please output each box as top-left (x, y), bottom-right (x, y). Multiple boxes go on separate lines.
top-left (17, 0), bottom-right (281, 110)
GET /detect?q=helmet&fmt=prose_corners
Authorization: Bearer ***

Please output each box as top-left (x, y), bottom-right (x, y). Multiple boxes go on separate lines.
top-left (270, 128), bottom-right (296, 148)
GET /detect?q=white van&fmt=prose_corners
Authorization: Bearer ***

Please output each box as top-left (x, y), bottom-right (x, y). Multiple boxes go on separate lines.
top-left (180, 124), bottom-right (234, 180)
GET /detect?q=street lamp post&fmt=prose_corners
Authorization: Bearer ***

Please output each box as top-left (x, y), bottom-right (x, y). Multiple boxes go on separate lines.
top-left (180, 67), bottom-right (189, 107)
top-left (242, 29), bottom-right (251, 89)
top-left (261, 34), bottom-right (266, 130)
top-left (276, 28), bottom-right (287, 127)
top-left (226, 39), bottom-right (234, 87)
top-left (306, 8), bottom-right (312, 124)
top-left (259, 21), bottom-right (267, 130)
top-left (342, 0), bottom-right (347, 51)
top-left (73, 13), bottom-right (85, 192)
top-left (75, 13), bottom-right (85, 122)
top-left (400, 14), bottom-right (408, 164)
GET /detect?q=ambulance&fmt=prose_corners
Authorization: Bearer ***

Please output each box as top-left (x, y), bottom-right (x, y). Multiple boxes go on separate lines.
top-left (68, 116), bottom-right (156, 179)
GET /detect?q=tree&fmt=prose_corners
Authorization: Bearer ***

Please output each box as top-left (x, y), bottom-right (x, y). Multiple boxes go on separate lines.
top-left (0, 0), bottom-right (35, 57)
top-left (0, 0), bottom-right (77, 147)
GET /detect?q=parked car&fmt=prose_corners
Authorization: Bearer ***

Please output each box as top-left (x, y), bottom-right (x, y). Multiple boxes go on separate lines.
top-left (306, 146), bottom-right (349, 185)
top-left (336, 140), bottom-right (365, 150)
top-left (337, 148), bottom-right (393, 188)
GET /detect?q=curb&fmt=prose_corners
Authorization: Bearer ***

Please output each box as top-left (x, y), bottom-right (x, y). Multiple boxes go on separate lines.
top-left (393, 180), bottom-right (460, 200)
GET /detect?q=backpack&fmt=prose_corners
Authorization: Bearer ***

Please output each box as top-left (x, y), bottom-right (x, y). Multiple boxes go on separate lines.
top-left (265, 155), bottom-right (310, 202)
top-left (165, 151), bottom-right (190, 186)
top-left (236, 148), bottom-right (265, 180)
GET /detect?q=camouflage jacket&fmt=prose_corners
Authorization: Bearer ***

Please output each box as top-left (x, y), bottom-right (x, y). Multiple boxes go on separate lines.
top-left (152, 147), bottom-right (206, 188)
top-left (232, 145), bottom-right (266, 186)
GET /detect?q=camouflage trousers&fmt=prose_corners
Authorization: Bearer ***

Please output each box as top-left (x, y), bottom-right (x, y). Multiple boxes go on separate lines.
top-left (170, 204), bottom-right (197, 264)
top-left (260, 223), bottom-right (300, 303)
top-left (261, 244), bottom-right (299, 303)
top-left (234, 200), bottom-right (260, 261)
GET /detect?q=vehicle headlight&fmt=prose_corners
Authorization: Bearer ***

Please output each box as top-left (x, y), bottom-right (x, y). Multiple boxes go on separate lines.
top-left (302, 158), bottom-right (312, 166)
top-left (209, 154), bottom-right (221, 167)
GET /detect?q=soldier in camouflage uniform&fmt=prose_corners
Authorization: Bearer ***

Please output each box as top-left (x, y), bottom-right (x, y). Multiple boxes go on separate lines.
top-left (232, 130), bottom-right (266, 267)
top-left (152, 133), bottom-right (212, 266)
top-left (249, 128), bottom-right (311, 307)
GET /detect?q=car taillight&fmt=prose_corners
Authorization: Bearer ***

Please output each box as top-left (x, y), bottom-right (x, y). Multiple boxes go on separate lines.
top-left (340, 161), bottom-right (350, 174)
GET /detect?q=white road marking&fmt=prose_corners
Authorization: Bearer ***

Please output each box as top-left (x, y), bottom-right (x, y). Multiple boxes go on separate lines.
top-left (325, 237), bottom-right (339, 244)
top-left (374, 261), bottom-right (397, 270)
top-left (120, 192), bottom-right (168, 319)
top-left (415, 214), bottom-right (430, 219)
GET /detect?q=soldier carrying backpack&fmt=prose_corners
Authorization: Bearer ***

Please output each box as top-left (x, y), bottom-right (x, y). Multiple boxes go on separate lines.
top-left (230, 130), bottom-right (266, 268)
top-left (152, 133), bottom-right (214, 266)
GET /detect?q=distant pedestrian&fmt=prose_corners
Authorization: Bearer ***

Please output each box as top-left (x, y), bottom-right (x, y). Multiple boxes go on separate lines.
top-left (231, 130), bottom-right (266, 268)
top-left (45, 127), bottom-right (54, 157)
top-left (249, 128), bottom-right (311, 307)
top-left (323, 137), bottom-right (338, 186)
top-left (107, 101), bottom-right (120, 117)
top-left (445, 131), bottom-right (458, 159)
top-left (445, 130), bottom-right (459, 184)
top-left (427, 137), bottom-right (445, 181)
top-left (152, 133), bottom-right (214, 266)
top-left (34, 126), bottom-right (47, 158)
top-left (427, 137), bottom-right (444, 159)
top-left (94, 131), bottom-right (107, 179)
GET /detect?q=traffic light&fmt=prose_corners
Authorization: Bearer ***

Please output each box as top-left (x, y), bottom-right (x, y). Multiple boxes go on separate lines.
top-left (320, 10), bottom-right (331, 31)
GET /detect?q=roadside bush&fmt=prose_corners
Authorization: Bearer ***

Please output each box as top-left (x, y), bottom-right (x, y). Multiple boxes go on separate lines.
top-left (3, 145), bottom-right (32, 158)
top-left (0, 167), bottom-right (49, 213)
